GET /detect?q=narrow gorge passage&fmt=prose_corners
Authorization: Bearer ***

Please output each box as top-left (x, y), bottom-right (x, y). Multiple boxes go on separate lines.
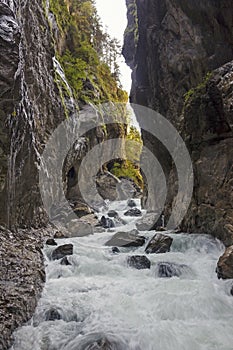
top-left (11, 200), bottom-right (233, 350)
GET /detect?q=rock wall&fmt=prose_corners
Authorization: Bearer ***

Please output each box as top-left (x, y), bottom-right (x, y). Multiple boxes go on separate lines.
top-left (123, 0), bottom-right (233, 245)
top-left (0, 1), bottom-right (127, 348)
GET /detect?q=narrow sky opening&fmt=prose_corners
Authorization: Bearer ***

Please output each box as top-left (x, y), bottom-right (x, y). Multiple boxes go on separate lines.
top-left (95, 0), bottom-right (132, 93)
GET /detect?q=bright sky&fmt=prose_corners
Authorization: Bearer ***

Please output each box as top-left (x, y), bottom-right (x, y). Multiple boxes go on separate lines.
top-left (95, 0), bottom-right (132, 93)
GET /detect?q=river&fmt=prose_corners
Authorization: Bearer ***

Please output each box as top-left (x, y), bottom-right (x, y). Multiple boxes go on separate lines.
top-left (11, 200), bottom-right (233, 350)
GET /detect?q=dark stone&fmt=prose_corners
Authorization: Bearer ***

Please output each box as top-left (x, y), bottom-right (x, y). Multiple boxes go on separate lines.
top-left (100, 216), bottom-right (115, 229)
top-left (105, 230), bottom-right (145, 248)
top-left (230, 285), bottom-right (233, 296)
top-left (127, 255), bottom-right (151, 270)
top-left (45, 307), bottom-right (61, 321)
top-left (51, 244), bottom-right (73, 261)
top-left (124, 208), bottom-right (142, 217)
top-left (127, 199), bottom-right (137, 207)
top-left (45, 238), bottom-right (57, 246)
top-left (107, 210), bottom-right (119, 218)
top-left (112, 247), bottom-right (120, 254)
top-left (216, 246), bottom-right (233, 279)
top-left (145, 234), bottom-right (173, 254)
top-left (155, 262), bottom-right (190, 278)
top-left (60, 256), bottom-right (72, 266)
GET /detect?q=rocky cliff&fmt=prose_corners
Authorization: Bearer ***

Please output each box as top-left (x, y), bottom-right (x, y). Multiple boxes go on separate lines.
top-left (0, 0), bottom-right (128, 348)
top-left (123, 0), bottom-right (233, 245)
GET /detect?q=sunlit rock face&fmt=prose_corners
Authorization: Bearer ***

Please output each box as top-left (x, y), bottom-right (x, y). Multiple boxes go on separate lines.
top-left (123, 0), bottom-right (233, 245)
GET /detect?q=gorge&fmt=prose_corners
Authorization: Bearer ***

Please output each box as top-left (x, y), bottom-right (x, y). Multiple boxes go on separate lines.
top-left (0, 0), bottom-right (233, 349)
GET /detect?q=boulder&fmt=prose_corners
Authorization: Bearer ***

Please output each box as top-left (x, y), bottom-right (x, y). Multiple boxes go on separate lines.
top-left (100, 216), bottom-right (115, 229)
top-left (155, 262), bottom-right (190, 278)
top-left (127, 199), bottom-right (137, 208)
top-left (51, 244), bottom-right (73, 261)
top-left (64, 332), bottom-right (129, 350)
top-left (67, 219), bottom-right (93, 237)
top-left (45, 307), bottom-right (61, 321)
top-left (73, 202), bottom-right (92, 218)
top-left (105, 230), bottom-right (145, 248)
top-left (136, 212), bottom-right (163, 231)
top-left (145, 234), bottom-right (173, 254)
top-left (60, 256), bottom-right (72, 266)
top-left (108, 210), bottom-right (119, 218)
top-left (124, 208), bottom-right (142, 217)
top-left (112, 247), bottom-right (120, 254)
top-left (45, 238), bottom-right (57, 246)
top-left (216, 246), bottom-right (233, 279)
top-left (127, 255), bottom-right (151, 270)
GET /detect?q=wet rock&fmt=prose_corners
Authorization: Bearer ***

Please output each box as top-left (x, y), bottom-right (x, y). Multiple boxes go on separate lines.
top-left (45, 307), bottom-right (61, 321)
top-left (60, 256), bottom-right (72, 266)
top-left (94, 227), bottom-right (106, 233)
top-left (51, 244), bottom-right (73, 261)
top-left (124, 208), bottom-right (142, 217)
top-left (100, 216), bottom-right (115, 229)
top-left (155, 262), bottom-right (190, 278)
top-left (96, 172), bottom-right (120, 201)
top-left (230, 285), bottom-right (233, 296)
top-left (127, 255), bottom-right (151, 270)
top-left (136, 213), bottom-right (163, 231)
top-left (45, 238), bottom-right (57, 246)
top-left (64, 332), bottom-right (129, 350)
top-left (105, 230), bottom-right (145, 248)
top-left (73, 202), bottom-right (92, 218)
top-left (107, 210), bottom-right (119, 218)
top-left (216, 246), bottom-right (233, 279)
top-left (0, 228), bottom-right (45, 350)
top-left (145, 234), bottom-right (173, 254)
top-left (112, 247), bottom-right (120, 254)
top-left (67, 219), bottom-right (93, 237)
top-left (127, 199), bottom-right (137, 207)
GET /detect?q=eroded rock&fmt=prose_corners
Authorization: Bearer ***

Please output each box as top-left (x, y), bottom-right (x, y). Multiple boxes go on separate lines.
top-left (127, 255), bottom-right (151, 270)
top-left (105, 230), bottom-right (145, 248)
top-left (100, 216), bottom-right (115, 229)
top-left (216, 246), bottom-right (233, 279)
top-left (155, 262), bottom-right (190, 278)
top-left (45, 238), bottom-right (57, 246)
top-left (124, 208), bottom-right (142, 217)
top-left (67, 219), bottom-right (94, 237)
top-left (60, 256), bottom-right (72, 266)
top-left (51, 244), bottom-right (73, 261)
top-left (145, 234), bottom-right (173, 254)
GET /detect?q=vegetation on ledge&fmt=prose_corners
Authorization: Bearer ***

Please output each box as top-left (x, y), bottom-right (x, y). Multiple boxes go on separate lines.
top-left (48, 0), bottom-right (128, 104)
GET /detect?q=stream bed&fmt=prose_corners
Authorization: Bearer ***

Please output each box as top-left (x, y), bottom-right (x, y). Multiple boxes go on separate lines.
top-left (11, 200), bottom-right (233, 350)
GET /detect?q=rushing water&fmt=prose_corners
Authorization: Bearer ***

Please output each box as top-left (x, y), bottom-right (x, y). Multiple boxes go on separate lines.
top-left (11, 200), bottom-right (233, 350)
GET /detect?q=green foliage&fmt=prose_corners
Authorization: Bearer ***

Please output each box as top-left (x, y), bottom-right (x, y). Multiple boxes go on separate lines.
top-left (184, 72), bottom-right (213, 104)
top-left (110, 126), bottom-right (143, 188)
top-left (48, 0), bottom-right (127, 103)
top-left (111, 160), bottom-right (143, 188)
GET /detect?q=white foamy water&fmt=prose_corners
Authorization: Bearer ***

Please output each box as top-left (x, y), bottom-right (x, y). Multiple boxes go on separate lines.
top-left (11, 200), bottom-right (233, 350)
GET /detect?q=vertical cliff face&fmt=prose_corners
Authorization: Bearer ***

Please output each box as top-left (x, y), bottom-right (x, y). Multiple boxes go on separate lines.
top-left (123, 0), bottom-right (233, 245)
top-left (0, 1), bottom-right (128, 347)
top-left (0, 0), bottom-right (67, 229)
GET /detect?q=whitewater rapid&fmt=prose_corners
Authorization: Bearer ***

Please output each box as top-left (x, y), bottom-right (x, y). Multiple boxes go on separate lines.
top-left (11, 200), bottom-right (233, 350)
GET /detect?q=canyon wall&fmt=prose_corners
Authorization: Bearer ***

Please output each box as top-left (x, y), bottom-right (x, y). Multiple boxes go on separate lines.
top-left (0, 1), bottom-right (127, 347)
top-left (123, 0), bottom-right (233, 245)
